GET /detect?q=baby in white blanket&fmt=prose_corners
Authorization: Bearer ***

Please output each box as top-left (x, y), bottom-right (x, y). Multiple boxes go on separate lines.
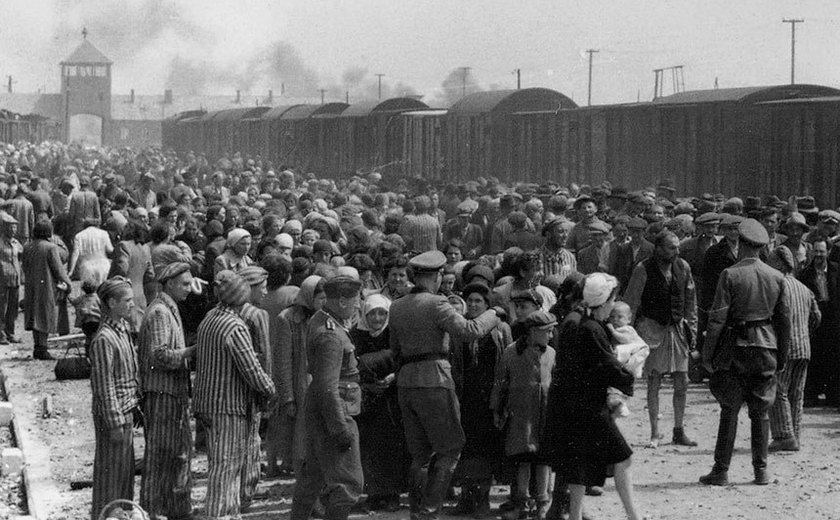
top-left (606, 301), bottom-right (650, 418)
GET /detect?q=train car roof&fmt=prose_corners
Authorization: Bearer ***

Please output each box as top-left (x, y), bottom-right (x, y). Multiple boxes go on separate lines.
top-left (653, 84), bottom-right (840, 105)
top-left (340, 97), bottom-right (428, 118)
top-left (448, 88), bottom-right (578, 116)
top-left (200, 106), bottom-right (270, 122)
top-left (278, 103), bottom-right (350, 120)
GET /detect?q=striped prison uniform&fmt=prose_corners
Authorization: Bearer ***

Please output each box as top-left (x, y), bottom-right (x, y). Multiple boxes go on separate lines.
top-left (539, 245), bottom-right (577, 285)
top-left (138, 292), bottom-right (194, 519)
top-left (90, 316), bottom-right (140, 520)
top-left (239, 302), bottom-right (272, 506)
top-left (770, 274), bottom-right (821, 442)
top-left (194, 304), bottom-right (275, 519)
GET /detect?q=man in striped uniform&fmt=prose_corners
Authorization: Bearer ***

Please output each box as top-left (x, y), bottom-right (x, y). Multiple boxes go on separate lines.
top-left (138, 262), bottom-right (196, 520)
top-left (90, 277), bottom-right (140, 520)
top-left (194, 270), bottom-right (276, 519)
top-left (237, 265), bottom-right (272, 511)
top-left (767, 246), bottom-right (821, 451)
top-left (291, 275), bottom-right (364, 520)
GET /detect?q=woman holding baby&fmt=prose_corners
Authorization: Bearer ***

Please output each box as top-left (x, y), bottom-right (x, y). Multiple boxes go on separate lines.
top-left (543, 273), bottom-right (644, 520)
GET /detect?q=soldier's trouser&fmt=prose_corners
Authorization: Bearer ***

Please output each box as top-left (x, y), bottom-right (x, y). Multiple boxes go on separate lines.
top-left (291, 416), bottom-right (363, 520)
top-left (770, 359), bottom-right (809, 441)
top-left (91, 416), bottom-right (134, 520)
top-left (398, 387), bottom-right (465, 519)
top-left (203, 413), bottom-right (250, 520)
top-left (140, 393), bottom-right (193, 520)
top-left (709, 347), bottom-right (777, 472)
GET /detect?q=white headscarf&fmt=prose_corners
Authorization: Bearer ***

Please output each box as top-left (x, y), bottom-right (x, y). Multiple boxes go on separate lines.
top-left (357, 293), bottom-right (391, 337)
top-left (582, 272), bottom-right (618, 308)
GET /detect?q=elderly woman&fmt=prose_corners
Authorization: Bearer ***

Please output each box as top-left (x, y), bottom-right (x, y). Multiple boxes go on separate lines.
top-left (349, 294), bottom-right (408, 512)
top-left (274, 275), bottom-right (326, 474)
top-left (449, 283), bottom-right (512, 517)
top-left (214, 228), bottom-right (254, 277)
top-left (544, 273), bottom-right (643, 520)
top-left (23, 220), bottom-right (73, 360)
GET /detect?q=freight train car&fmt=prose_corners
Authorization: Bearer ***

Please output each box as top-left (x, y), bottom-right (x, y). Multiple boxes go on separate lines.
top-left (502, 84), bottom-right (840, 205)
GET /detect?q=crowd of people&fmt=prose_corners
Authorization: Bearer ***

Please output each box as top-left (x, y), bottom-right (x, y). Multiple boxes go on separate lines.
top-left (0, 139), bottom-right (834, 520)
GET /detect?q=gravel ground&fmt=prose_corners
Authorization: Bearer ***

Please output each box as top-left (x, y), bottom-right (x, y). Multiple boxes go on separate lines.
top-left (3, 319), bottom-right (840, 519)
top-left (0, 383), bottom-right (27, 519)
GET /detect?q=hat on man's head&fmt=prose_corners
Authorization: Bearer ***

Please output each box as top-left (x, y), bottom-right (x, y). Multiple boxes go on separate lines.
top-left (323, 275), bottom-right (362, 299)
top-left (738, 218), bottom-right (770, 247)
top-left (719, 214), bottom-right (745, 228)
top-left (511, 288), bottom-right (544, 306)
top-left (409, 250), bottom-right (447, 273)
top-left (627, 217), bottom-right (648, 230)
top-left (696, 212), bottom-right (721, 225)
top-left (588, 220), bottom-right (610, 234)
top-left (523, 310), bottom-right (557, 330)
top-left (819, 209), bottom-right (840, 225)
top-left (608, 186), bottom-right (628, 200)
top-left (573, 195), bottom-right (595, 209)
top-left (796, 196), bottom-right (818, 214)
top-left (783, 212), bottom-right (809, 232)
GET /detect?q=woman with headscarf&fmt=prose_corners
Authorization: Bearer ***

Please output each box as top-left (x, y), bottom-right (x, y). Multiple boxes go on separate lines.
top-left (22, 220), bottom-right (73, 359)
top-left (108, 220), bottom-right (154, 334)
top-left (449, 283), bottom-right (512, 518)
top-left (349, 294), bottom-right (408, 512)
top-left (273, 275), bottom-right (326, 475)
top-left (214, 227), bottom-right (254, 278)
top-left (543, 273), bottom-right (643, 520)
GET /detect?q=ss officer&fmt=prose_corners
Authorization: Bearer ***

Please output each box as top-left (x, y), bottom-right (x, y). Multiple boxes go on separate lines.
top-left (291, 276), bottom-right (364, 520)
top-left (700, 219), bottom-right (791, 486)
top-left (389, 250), bottom-right (501, 520)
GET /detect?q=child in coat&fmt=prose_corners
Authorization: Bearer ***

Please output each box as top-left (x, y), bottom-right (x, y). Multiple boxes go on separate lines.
top-left (492, 310), bottom-right (557, 520)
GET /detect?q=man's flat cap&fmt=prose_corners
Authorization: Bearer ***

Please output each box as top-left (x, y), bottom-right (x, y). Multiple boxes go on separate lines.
top-left (719, 214), bottom-right (745, 227)
top-left (695, 212), bottom-right (720, 225)
top-left (627, 217), bottom-right (648, 230)
top-left (588, 221), bottom-right (610, 234)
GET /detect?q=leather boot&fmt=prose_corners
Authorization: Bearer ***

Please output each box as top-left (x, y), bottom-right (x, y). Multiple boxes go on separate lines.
top-left (410, 465), bottom-right (429, 515)
top-left (751, 416), bottom-right (771, 485)
top-left (446, 483), bottom-right (475, 515)
top-left (699, 465), bottom-right (729, 486)
top-left (673, 427), bottom-right (698, 447)
top-left (472, 484), bottom-right (492, 519)
top-left (420, 457), bottom-right (457, 520)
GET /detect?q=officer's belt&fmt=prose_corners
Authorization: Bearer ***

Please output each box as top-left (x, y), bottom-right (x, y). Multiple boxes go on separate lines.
top-left (401, 352), bottom-right (448, 365)
top-left (729, 318), bottom-right (772, 341)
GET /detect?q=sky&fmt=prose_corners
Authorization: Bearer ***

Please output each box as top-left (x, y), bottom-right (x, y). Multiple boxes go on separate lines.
top-left (0, 0), bottom-right (838, 107)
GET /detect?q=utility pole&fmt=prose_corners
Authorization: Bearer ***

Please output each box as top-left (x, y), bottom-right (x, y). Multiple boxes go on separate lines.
top-left (586, 49), bottom-right (599, 106)
top-left (319, 89), bottom-right (327, 105)
top-left (514, 69), bottom-right (521, 90)
top-left (346, 91), bottom-right (349, 104)
top-left (782, 18), bottom-right (804, 84)
top-left (459, 67), bottom-right (471, 98)
top-left (375, 73), bottom-right (385, 99)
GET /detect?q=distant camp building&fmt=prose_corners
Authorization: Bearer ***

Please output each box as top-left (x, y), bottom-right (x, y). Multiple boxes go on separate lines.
top-left (0, 34), bottom-right (312, 148)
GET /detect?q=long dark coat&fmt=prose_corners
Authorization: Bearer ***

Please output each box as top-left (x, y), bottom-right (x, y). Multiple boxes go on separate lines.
top-left (23, 239), bottom-right (72, 333)
top-left (543, 312), bottom-right (634, 487)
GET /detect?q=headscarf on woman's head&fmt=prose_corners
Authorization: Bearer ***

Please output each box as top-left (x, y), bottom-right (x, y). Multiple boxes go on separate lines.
top-left (214, 270), bottom-right (250, 307)
top-left (461, 282), bottom-right (492, 307)
top-left (98, 276), bottom-right (133, 309)
top-left (294, 275), bottom-right (324, 310)
top-left (357, 293), bottom-right (391, 337)
top-left (581, 272), bottom-right (618, 308)
top-left (225, 228), bottom-right (250, 250)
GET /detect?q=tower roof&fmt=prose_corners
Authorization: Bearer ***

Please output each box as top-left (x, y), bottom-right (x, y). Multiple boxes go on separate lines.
top-left (61, 39), bottom-right (112, 65)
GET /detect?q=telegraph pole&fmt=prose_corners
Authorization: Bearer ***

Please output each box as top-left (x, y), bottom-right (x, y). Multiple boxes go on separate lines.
top-left (514, 69), bottom-right (521, 90)
top-left (586, 49), bottom-right (599, 106)
top-left (319, 89), bottom-right (327, 105)
top-left (375, 73), bottom-right (385, 99)
top-left (783, 18), bottom-right (804, 84)
top-left (459, 67), bottom-right (471, 98)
